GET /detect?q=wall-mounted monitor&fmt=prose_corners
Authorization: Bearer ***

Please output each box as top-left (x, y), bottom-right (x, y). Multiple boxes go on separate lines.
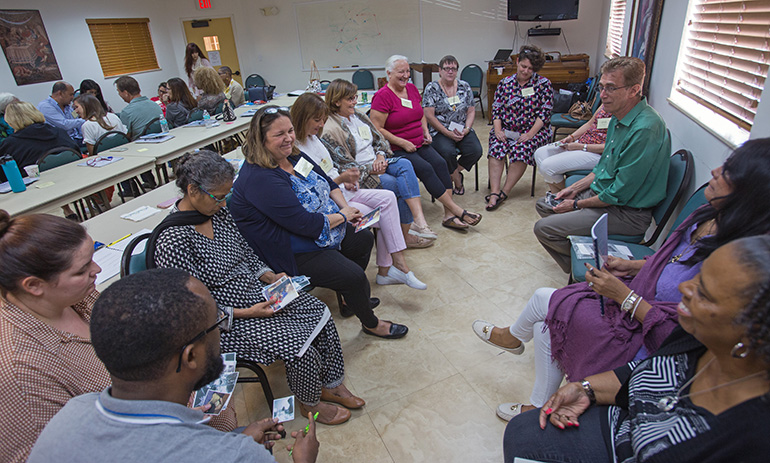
top-left (507, 0), bottom-right (579, 22)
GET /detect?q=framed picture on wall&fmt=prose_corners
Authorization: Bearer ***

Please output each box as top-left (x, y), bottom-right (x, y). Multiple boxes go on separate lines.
top-left (0, 9), bottom-right (62, 86)
top-left (627, 0), bottom-right (665, 97)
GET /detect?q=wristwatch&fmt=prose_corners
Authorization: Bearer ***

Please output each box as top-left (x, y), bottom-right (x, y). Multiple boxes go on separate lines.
top-left (582, 144), bottom-right (588, 151)
top-left (573, 200), bottom-right (580, 210)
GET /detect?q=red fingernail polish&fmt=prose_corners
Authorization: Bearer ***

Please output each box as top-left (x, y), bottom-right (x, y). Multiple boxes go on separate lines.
top-left (545, 408), bottom-right (552, 414)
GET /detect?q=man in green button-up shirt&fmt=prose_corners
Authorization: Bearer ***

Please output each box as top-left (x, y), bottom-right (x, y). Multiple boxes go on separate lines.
top-left (534, 57), bottom-right (670, 273)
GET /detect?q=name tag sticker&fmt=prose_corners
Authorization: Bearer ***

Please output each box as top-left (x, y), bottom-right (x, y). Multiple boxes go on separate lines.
top-left (597, 117), bottom-right (611, 130)
top-left (447, 95), bottom-right (461, 105)
top-left (358, 125), bottom-right (372, 140)
top-left (400, 98), bottom-right (413, 109)
top-left (521, 87), bottom-right (535, 97)
top-left (319, 157), bottom-right (334, 173)
top-left (294, 158), bottom-right (314, 177)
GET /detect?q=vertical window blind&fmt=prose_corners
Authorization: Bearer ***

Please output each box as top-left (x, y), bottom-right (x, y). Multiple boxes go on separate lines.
top-left (674, 0), bottom-right (770, 130)
top-left (605, 0), bottom-right (627, 58)
top-left (86, 18), bottom-right (160, 78)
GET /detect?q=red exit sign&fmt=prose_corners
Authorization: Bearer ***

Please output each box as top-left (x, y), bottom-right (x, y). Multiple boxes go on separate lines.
top-left (198, 0), bottom-right (211, 8)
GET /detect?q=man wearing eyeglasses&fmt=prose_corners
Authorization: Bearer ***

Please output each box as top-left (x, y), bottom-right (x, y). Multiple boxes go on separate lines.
top-left (29, 269), bottom-right (319, 463)
top-left (534, 56), bottom-right (670, 273)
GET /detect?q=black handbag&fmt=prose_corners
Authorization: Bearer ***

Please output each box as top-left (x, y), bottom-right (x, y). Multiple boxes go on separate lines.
top-left (552, 92), bottom-right (575, 114)
top-left (247, 85), bottom-right (276, 102)
top-left (217, 99), bottom-right (237, 122)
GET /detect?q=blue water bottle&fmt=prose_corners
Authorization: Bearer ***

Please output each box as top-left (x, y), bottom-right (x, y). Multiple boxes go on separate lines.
top-left (1, 155), bottom-right (26, 193)
top-left (159, 114), bottom-right (169, 133)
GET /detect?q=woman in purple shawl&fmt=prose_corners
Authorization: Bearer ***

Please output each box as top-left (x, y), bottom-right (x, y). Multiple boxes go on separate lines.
top-left (473, 138), bottom-right (770, 421)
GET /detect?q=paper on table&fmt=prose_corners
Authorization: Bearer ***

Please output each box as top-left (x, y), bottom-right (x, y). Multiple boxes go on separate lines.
top-left (120, 205), bottom-right (161, 222)
top-left (93, 228), bottom-right (152, 284)
top-left (77, 156), bottom-right (123, 167)
top-left (0, 176), bottom-right (38, 193)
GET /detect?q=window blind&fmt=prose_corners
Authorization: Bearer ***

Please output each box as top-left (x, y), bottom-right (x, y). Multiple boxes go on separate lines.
top-left (605, 0), bottom-right (627, 58)
top-left (675, 0), bottom-right (770, 130)
top-left (86, 18), bottom-right (160, 78)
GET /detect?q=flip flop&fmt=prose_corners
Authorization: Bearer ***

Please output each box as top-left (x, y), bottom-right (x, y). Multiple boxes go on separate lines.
top-left (453, 172), bottom-right (465, 195)
top-left (460, 210), bottom-right (482, 226)
top-left (442, 216), bottom-right (469, 230)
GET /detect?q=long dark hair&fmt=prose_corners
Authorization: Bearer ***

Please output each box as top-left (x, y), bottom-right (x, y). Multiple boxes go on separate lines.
top-left (687, 138), bottom-right (770, 264)
top-left (184, 43), bottom-right (207, 77)
top-left (74, 94), bottom-right (115, 131)
top-left (167, 77), bottom-right (197, 110)
top-left (79, 79), bottom-right (109, 112)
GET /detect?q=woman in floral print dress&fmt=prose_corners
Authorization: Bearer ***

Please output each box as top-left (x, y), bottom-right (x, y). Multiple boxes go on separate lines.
top-left (487, 45), bottom-right (553, 210)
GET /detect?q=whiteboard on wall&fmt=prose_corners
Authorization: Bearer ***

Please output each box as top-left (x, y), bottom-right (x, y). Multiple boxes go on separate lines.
top-left (294, 0), bottom-right (421, 70)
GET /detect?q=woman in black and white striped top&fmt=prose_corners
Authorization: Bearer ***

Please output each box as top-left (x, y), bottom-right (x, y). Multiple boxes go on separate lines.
top-left (503, 235), bottom-right (770, 463)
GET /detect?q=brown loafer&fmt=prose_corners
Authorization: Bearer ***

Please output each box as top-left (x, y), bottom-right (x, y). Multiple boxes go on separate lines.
top-left (300, 403), bottom-right (351, 425)
top-left (321, 389), bottom-right (366, 409)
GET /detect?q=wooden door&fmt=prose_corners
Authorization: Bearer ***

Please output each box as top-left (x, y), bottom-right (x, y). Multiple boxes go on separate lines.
top-left (183, 17), bottom-right (242, 85)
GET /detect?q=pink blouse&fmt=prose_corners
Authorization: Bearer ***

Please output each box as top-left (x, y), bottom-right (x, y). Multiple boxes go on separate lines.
top-left (371, 83), bottom-right (424, 146)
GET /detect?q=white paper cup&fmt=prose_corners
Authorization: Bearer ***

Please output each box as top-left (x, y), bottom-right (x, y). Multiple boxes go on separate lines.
top-left (24, 165), bottom-right (40, 178)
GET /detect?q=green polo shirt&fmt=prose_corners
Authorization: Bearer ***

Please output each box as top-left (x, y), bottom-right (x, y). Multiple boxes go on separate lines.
top-left (590, 97), bottom-right (670, 208)
top-left (119, 96), bottom-right (163, 140)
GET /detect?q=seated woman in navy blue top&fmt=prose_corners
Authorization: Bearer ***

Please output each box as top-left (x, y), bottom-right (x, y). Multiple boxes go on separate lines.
top-left (230, 106), bottom-right (408, 339)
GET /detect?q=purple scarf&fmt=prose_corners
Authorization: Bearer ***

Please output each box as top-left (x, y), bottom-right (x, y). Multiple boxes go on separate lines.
top-left (546, 206), bottom-right (711, 380)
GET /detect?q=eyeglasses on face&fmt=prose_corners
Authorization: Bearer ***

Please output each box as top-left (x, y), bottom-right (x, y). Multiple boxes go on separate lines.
top-left (597, 84), bottom-right (631, 94)
top-left (176, 307), bottom-right (229, 373)
top-left (441, 66), bottom-right (458, 72)
top-left (198, 185), bottom-right (232, 204)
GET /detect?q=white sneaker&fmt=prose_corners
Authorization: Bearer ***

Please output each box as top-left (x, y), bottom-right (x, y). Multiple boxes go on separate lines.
top-left (409, 223), bottom-right (438, 240)
top-left (376, 266), bottom-right (427, 290)
top-left (496, 403), bottom-right (526, 422)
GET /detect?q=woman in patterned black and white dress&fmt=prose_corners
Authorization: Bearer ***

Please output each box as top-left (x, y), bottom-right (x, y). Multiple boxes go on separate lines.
top-left (151, 150), bottom-right (361, 426)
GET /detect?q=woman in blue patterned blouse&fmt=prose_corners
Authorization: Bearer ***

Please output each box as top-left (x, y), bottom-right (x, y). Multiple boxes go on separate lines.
top-left (486, 45), bottom-right (553, 210)
top-left (230, 106), bottom-right (409, 340)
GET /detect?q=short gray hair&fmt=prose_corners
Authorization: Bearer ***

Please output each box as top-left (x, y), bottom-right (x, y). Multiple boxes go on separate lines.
top-left (0, 93), bottom-right (18, 115)
top-left (385, 55), bottom-right (409, 73)
top-left (174, 149), bottom-right (235, 194)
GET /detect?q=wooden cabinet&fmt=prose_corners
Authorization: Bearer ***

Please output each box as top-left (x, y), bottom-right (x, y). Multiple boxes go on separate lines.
top-left (486, 54), bottom-right (590, 117)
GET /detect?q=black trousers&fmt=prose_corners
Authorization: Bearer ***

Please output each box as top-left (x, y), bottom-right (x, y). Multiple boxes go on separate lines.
top-left (393, 145), bottom-right (452, 198)
top-left (295, 224), bottom-right (378, 328)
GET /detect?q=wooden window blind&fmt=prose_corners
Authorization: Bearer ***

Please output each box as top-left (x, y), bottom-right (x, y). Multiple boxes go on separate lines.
top-left (86, 18), bottom-right (160, 78)
top-left (675, 0), bottom-right (770, 130)
top-left (605, 0), bottom-right (627, 58)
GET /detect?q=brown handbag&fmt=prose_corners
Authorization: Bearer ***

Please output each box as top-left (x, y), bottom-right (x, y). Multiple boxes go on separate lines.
top-left (568, 100), bottom-right (593, 120)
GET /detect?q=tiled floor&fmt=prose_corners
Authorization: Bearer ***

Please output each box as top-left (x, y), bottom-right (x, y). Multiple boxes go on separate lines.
top-left (232, 115), bottom-right (569, 463)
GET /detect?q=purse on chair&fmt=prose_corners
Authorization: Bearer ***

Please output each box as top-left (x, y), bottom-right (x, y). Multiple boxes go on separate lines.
top-left (247, 85), bottom-right (276, 102)
top-left (568, 100), bottom-right (593, 121)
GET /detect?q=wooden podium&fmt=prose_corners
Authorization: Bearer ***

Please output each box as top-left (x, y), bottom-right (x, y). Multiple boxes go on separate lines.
top-left (486, 53), bottom-right (590, 116)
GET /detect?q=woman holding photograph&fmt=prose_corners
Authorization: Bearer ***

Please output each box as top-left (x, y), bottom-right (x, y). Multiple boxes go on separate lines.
top-left (151, 150), bottom-right (362, 425)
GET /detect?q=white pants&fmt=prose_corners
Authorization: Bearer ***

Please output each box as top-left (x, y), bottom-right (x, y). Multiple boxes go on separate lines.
top-left (509, 287), bottom-right (564, 407)
top-left (534, 144), bottom-right (600, 184)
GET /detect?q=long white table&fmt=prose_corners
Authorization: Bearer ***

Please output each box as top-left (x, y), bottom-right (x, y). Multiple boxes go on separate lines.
top-left (0, 155), bottom-right (157, 217)
top-left (116, 95), bottom-right (297, 172)
top-left (0, 95), bottom-right (296, 218)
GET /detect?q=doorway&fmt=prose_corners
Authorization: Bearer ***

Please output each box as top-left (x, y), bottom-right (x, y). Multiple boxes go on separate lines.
top-left (182, 17), bottom-right (243, 85)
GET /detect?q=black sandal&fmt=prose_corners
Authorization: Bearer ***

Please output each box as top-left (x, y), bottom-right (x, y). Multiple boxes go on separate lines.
top-left (485, 191), bottom-right (507, 211)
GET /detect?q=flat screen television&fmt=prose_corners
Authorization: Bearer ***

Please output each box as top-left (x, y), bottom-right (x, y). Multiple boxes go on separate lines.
top-left (507, 0), bottom-right (579, 21)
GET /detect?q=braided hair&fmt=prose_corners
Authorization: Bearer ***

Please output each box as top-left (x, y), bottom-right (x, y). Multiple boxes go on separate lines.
top-left (734, 235), bottom-right (770, 374)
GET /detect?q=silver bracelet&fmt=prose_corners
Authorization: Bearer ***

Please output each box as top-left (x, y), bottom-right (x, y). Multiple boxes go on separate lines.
top-left (580, 379), bottom-right (597, 405)
top-left (621, 290), bottom-right (639, 313)
top-left (630, 296), bottom-right (643, 320)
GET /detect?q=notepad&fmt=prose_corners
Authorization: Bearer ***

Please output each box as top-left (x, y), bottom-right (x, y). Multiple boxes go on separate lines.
top-left (93, 228), bottom-right (152, 285)
top-left (0, 176), bottom-right (38, 194)
top-left (120, 205), bottom-right (161, 222)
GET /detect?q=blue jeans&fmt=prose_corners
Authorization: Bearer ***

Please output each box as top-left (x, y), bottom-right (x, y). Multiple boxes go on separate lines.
top-left (379, 158), bottom-right (420, 224)
top-left (503, 407), bottom-right (612, 463)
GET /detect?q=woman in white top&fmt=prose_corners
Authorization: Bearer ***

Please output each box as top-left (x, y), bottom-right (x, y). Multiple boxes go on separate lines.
top-left (184, 43), bottom-right (213, 97)
top-left (73, 94), bottom-right (126, 156)
top-left (291, 93), bottom-right (426, 290)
